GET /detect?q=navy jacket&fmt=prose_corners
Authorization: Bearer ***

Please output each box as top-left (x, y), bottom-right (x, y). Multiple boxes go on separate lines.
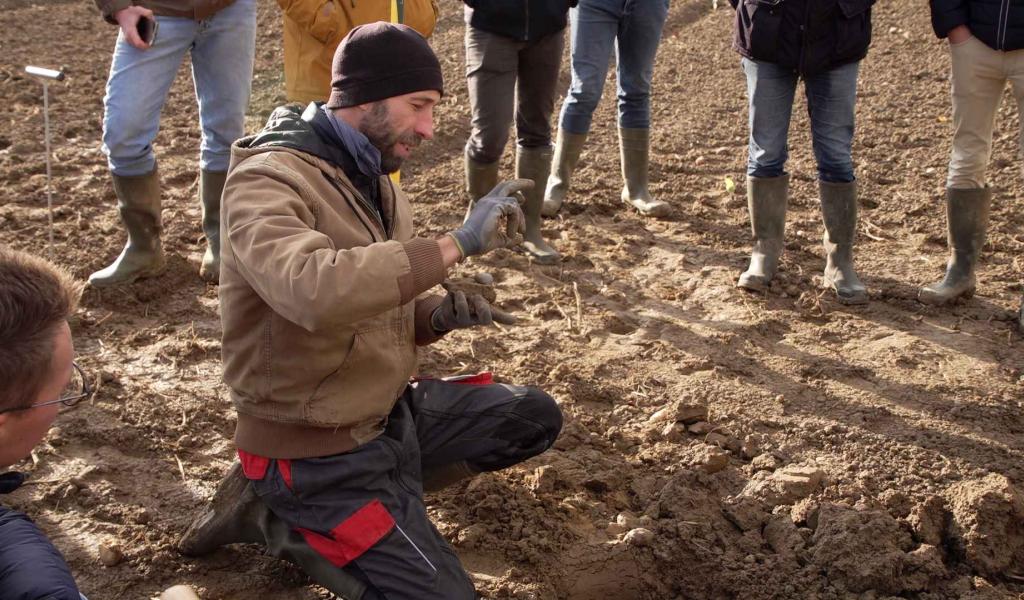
top-left (463, 0), bottom-right (577, 42)
top-left (0, 472), bottom-right (81, 600)
top-left (930, 0), bottom-right (1024, 51)
top-left (729, 0), bottom-right (876, 77)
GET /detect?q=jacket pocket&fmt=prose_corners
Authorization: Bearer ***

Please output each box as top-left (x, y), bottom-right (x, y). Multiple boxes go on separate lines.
top-left (834, 0), bottom-right (873, 61)
top-left (741, 0), bottom-right (783, 63)
top-left (308, 0), bottom-right (341, 44)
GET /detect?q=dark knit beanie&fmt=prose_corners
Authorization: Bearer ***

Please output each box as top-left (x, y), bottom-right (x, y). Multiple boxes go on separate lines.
top-left (325, 22), bottom-right (444, 109)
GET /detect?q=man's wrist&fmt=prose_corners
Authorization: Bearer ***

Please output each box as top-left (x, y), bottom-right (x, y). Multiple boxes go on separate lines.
top-left (440, 233), bottom-right (465, 265)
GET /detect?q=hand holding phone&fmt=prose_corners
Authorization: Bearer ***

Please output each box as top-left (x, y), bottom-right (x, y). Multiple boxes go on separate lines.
top-left (113, 6), bottom-right (156, 50)
top-left (136, 15), bottom-right (158, 47)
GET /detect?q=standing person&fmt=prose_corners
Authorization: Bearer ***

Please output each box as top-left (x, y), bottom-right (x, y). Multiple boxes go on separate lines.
top-left (0, 248), bottom-right (87, 599)
top-left (178, 24), bottom-right (563, 599)
top-left (89, 0), bottom-right (257, 287)
top-left (277, 0), bottom-right (439, 105)
top-left (542, 0), bottom-right (671, 219)
top-left (730, 0), bottom-right (875, 305)
top-left (922, 0), bottom-right (1024, 329)
top-left (463, 0), bottom-right (576, 265)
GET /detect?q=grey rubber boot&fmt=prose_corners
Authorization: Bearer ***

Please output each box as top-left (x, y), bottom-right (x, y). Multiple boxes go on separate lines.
top-left (918, 187), bottom-right (992, 306)
top-left (619, 127), bottom-right (669, 218)
top-left (178, 462), bottom-right (266, 556)
top-left (737, 174), bottom-right (789, 291)
top-left (819, 180), bottom-right (868, 305)
top-left (465, 148), bottom-right (500, 205)
top-left (199, 170), bottom-right (226, 284)
top-left (542, 128), bottom-right (587, 217)
top-left (516, 146), bottom-right (560, 264)
top-left (88, 168), bottom-right (165, 287)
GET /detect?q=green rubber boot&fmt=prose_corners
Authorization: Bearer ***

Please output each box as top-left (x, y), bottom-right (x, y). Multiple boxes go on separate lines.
top-left (542, 128), bottom-right (587, 217)
top-left (88, 168), bottom-right (165, 287)
top-left (619, 127), bottom-right (669, 218)
top-left (820, 180), bottom-right (868, 305)
top-left (516, 146), bottom-right (559, 264)
top-left (199, 170), bottom-right (226, 284)
top-left (918, 187), bottom-right (991, 306)
top-left (737, 174), bottom-right (789, 292)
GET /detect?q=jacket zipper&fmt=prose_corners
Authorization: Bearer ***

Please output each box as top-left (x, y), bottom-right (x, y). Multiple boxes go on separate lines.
top-left (523, 0), bottom-right (529, 41)
top-left (998, 0), bottom-right (1009, 50)
top-left (384, 178), bottom-right (398, 240)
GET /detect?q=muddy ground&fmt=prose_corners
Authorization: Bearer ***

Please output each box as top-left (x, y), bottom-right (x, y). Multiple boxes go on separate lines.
top-left (1, 1), bottom-right (1023, 599)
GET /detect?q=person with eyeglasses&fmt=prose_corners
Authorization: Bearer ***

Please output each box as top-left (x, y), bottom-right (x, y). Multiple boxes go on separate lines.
top-left (729, 0), bottom-right (876, 305)
top-left (0, 248), bottom-right (88, 600)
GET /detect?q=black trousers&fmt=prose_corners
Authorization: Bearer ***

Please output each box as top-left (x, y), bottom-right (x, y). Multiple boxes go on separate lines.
top-left (247, 377), bottom-right (562, 599)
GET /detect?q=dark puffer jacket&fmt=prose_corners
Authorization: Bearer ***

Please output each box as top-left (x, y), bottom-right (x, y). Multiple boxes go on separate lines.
top-left (930, 0), bottom-right (1024, 51)
top-left (464, 0), bottom-right (577, 42)
top-left (0, 472), bottom-right (82, 600)
top-left (729, 0), bottom-right (876, 77)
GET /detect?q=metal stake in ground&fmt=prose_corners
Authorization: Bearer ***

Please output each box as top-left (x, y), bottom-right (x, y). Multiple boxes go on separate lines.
top-left (24, 66), bottom-right (65, 250)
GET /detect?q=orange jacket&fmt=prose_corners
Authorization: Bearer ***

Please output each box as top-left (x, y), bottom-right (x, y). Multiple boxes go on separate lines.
top-left (278, 0), bottom-right (438, 104)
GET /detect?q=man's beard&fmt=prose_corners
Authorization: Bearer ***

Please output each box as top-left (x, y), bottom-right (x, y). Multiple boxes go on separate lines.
top-left (361, 102), bottom-right (421, 174)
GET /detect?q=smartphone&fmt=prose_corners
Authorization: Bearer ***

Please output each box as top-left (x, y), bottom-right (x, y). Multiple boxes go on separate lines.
top-left (136, 16), bottom-right (158, 46)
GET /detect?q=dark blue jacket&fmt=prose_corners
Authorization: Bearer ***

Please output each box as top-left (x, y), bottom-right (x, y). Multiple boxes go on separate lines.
top-left (930, 0), bottom-right (1024, 51)
top-left (0, 472), bottom-right (81, 600)
top-left (729, 0), bottom-right (875, 77)
top-left (463, 0), bottom-right (577, 42)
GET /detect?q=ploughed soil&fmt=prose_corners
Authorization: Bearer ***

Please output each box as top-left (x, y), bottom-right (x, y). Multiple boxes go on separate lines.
top-left (1, 1), bottom-right (1023, 599)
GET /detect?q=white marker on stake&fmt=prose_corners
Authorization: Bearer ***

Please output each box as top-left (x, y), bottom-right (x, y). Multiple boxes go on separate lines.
top-left (24, 65), bottom-right (66, 250)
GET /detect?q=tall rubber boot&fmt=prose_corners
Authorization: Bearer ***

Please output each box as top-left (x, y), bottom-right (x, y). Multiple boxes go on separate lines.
top-left (820, 180), bottom-right (868, 305)
top-left (465, 149), bottom-right (499, 207)
top-left (178, 462), bottom-right (266, 556)
top-left (619, 127), bottom-right (669, 218)
top-left (737, 174), bottom-right (789, 291)
top-left (516, 146), bottom-right (560, 264)
top-left (423, 460), bottom-right (479, 493)
top-left (88, 168), bottom-right (165, 287)
top-left (199, 170), bottom-right (226, 284)
top-left (918, 187), bottom-right (992, 305)
top-left (542, 128), bottom-right (587, 217)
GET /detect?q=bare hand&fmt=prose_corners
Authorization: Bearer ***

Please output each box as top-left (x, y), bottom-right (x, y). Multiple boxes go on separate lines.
top-left (948, 25), bottom-right (971, 45)
top-left (114, 6), bottom-right (155, 50)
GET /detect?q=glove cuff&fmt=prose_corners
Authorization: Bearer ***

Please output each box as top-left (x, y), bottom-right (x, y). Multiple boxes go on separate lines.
top-left (449, 228), bottom-right (479, 259)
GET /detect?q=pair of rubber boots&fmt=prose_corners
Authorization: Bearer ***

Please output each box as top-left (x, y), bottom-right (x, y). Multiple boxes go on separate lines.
top-left (178, 460), bottom-right (477, 599)
top-left (541, 127), bottom-right (670, 219)
top-left (737, 174), bottom-right (868, 305)
top-left (87, 168), bottom-right (225, 287)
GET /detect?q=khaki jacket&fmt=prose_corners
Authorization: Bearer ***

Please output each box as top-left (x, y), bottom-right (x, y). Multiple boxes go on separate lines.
top-left (220, 104), bottom-right (447, 459)
top-left (278, 0), bottom-right (439, 103)
top-left (95, 0), bottom-right (234, 23)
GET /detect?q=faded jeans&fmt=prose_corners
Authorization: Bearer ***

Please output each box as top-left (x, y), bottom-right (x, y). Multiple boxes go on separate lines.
top-left (101, 0), bottom-right (257, 176)
top-left (743, 58), bottom-right (860, 183)
top-left (558, 0), bottom-right (669, 134)
top-left (948, 35), bottom-right (1024, 189)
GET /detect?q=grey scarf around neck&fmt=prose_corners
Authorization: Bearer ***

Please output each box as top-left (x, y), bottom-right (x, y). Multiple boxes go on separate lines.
top-left (321, 105), bottom-right (384, 180)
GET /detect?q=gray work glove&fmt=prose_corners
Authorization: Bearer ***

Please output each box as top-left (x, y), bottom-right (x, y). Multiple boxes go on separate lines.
top-left (449, 179), bottom-right (530, 259)
top-left (431, 288), bottom-right (516, 334)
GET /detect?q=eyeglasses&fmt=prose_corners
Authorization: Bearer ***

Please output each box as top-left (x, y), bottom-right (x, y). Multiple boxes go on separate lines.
top-left (0, 362), bottom-right (93, 414)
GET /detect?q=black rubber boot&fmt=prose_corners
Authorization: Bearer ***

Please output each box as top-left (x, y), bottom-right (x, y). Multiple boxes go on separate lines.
top-left (178, 462), bottom-right (266, 556)
top-left (737, 174), bottom-right (789, 292)
top-left (918, 186), bottom-right (992, 306)
top-left (88, 168), bottom-right (165, 287)
top-left (199, 170), bottom-right (226, 284)
top-left (820, 180), bottom-right (868, 305)
top-left (542, 128), bottom-right (587, 217)
top-left (516, 146), bottom-right (560, 264)
top-left (619, 127), bottom-right (669, 218)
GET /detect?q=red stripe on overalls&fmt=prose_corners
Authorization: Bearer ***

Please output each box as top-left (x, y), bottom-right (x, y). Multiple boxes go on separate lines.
top-left (297, 499), bottom-right (396, 567)
top-left (237, 450), bottom-right (293, 489)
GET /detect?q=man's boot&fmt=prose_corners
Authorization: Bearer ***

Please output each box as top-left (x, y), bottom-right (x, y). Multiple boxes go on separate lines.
top-left (542, 128), bottom-right (587, 217)
top-left (178, 462), bottom-right (266, 556)
top-left (199, 170), bottom-right (227, 284)
top-left (819, 180), bottom-right (868, 305)
top-left (88, 168), bottom-right (165, 287)
top-left (465, 149), bottom-right (500, 221)
top-left (918, 187), bottom-right (992, 305)
top-left (516, 146), bottom-right (559, 264)
top-left (423, 460), bottom-right (478, 493)
top-left (737, 174), bottom-right (789, 291)
top-left (619, 127), bottom-right (669, 218)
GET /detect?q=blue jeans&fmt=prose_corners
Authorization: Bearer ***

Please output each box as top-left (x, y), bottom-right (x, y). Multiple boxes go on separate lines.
top-left (559, 0), bottom-right (669, 134)
top-left (743, 58), bottom-right (860, 183)
top-left (101, 0), bottom-right (257, 176)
